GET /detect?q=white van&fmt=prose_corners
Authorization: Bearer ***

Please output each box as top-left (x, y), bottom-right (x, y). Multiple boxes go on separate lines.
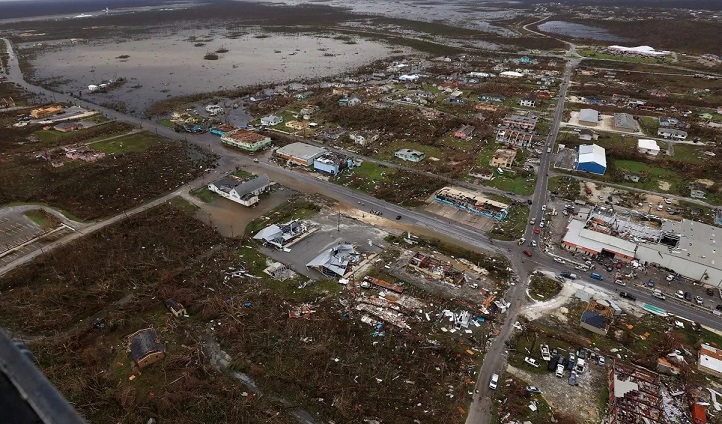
top-left (489, 373), bottom-right (499, 390)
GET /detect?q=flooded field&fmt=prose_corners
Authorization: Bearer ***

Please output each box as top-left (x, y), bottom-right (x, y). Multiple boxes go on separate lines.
top-left (252, 0), bottom-right (520, 34)
top-left (27, 29), bottom-right (400, 114)
top-left (537, 21), bottom-right (628, 42)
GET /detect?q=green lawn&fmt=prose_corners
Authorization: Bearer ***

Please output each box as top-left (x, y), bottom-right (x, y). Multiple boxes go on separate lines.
top-left (233, 168), bottom-right (255, 179)
top-left (191, 187), bottom-right (216, 203)
top-left (158, 118), bottom-right (175, 128)
top-left (92, 132), bottom-right (159, 154)
top-left (528, 275), bottom-right (562, 301)
top-left (486, 174), bottom-right (535, 196)
top-left (671, 144), bottom-right (705, 163)
top-left (377, 139), bottom-right (446, 162)
top-left (32, 129), bottom-right (74, 143)
top-left (489, 204), bottom-right (529, 241)
top-left (23, 209), bottom-right (57, 230)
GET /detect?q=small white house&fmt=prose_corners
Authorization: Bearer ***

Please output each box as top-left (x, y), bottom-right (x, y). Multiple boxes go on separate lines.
top-left (637, 139), bottom-right (660, 156)
top-left (260, 115), bottom-right (283, 126)
top-left (519, 98), bottom-right (536, 107)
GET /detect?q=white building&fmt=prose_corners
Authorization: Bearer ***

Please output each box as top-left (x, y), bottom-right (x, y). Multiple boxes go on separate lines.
top-left (260, 115), bottom-right (283, 126)
top-left (637, 139), bottom-right (660, 156)
top-left (500, 71), bottom-right (524, 78)
top-left (657, 128), bottom-right (687, 140)
top-left (578, 109), bottom-right (599, 126)
top-left (208, 174), bottom-right (271, 207)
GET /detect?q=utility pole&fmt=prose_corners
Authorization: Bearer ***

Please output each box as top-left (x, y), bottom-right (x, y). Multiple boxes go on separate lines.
top-left (337, 211), bottom-right (340, 232)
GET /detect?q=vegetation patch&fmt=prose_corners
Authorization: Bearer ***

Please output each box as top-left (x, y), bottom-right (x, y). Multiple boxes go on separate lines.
top-left (528, 275), bottom-right (563, 301)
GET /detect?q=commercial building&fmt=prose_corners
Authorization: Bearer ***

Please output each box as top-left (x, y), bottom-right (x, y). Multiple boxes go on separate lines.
top-left (253, 220), bottom-right (308, 249)
top-left (275, 142), bottom-right (326, 166)
top-left (576, 144), bottom-right (607, 175)
top-left (561, 219), bottom-right (636, 261)
top-left (313, 153), bottom-right (349, 175)
top-left (608, 45), bottom-right (670, 57)
top-left (395, 149), bottom-right (425, 162)
top-left (699, 344), bottom-right (722, 378)
top-left (578, 108), bottom-right (599, 126)
top-left (434, 186), bottom-right (510, 221)
top-left (637, 139), bottom-right (660, 156)
top-left (490, 148), bottom-right (517, 169)
top-left (502, 115), bottom-right (538, 131)
top-left (636, 219), bottom-right (722, 286)
top-left (657, 128), bottom-right (687, 140)
top-left (306, 243), bottom-right (360, 277)
top-left (608, 361), bottom-right (664, 424)
top-left (613, 113), bottom-right (638, 132)
top-left (207, 174), bottom-right (271, 207)
top-left (220, 129), bottom-right (272, 152)
top-left (496, 128), bottom-right (534, 148)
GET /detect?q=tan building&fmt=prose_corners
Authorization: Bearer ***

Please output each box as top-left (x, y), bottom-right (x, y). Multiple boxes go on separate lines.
top-left (490, 148), bottom-right (517, 169)
top-left (285, 120), bottom-right (310, 131)
top-left (30, 105), bottom-right (63, 119)
top-left (127, 328), bottom-right (166, 369)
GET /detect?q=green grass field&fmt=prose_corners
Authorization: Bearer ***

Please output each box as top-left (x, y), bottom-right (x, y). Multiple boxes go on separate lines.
top-left (92, 132), bottom-right (159, 154)
top-left (191, 187), bottom-right (216, 203)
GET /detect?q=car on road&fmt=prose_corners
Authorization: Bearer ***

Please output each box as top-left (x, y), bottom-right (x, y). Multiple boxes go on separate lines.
top-left (523, 250), bottom-right (533, 257)
top-left (695, 296), bottom-right (704, 305)
top-left (554, 257), bottom-right (565, 264)
top-left (675, 290), bottom-right (685, 300)
top-left (539, 221), bottom-right (545, 228)
top-left (619, 291), bottom-right (636, 301)
top-left (541, 205), bottom-right (547, 211)
top-left (526, 386), bottom-right (542, 394)
top-left (614, 279), bottom-right (626, 286)
top-left (575, 265), bottom-right (586, 271)
top-left (598, 356), bottom-right (606, 366)
top-left (534, 227), bottom-right (540, 234)
top-left (524, 357), bottom-right (540, 368)
top-left (653, 289), bottom-right (666, 300)
top-left (489, 373), bottom-right (499, 390)
top-left (647, 280), bottom-right (655, 287)
top-left (529, 218), bottom-right (536, 225)
top-left (531, 240), bottom-right (537, 247)
top-left (253, 158), bottom-right (259, 163)
top-left (396, 215), bottom-right (402, 220)
top-left (666, 274), bottom-right (674, 282)
top-left (590, 272), bottom-right (603, 281)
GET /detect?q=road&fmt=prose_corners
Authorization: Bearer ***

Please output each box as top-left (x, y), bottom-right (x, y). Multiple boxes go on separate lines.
top-left (4, 37), bottom-right (722, 423)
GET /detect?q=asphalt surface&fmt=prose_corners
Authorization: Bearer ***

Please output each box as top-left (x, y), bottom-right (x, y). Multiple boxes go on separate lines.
top-left (4, 37), bottom-right (722, 423)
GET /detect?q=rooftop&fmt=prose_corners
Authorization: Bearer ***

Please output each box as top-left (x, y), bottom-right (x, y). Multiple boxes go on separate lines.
top-left (128, 328), bottom-right (164, 363)
top-left (578, 144), bottom-right (607, 167)
top-left (638, 139), bottom-right (659, 151)
top-left (306, 243), bottom-right (360, 277)
top-left (614, 113), bottom-right (637, 130)
top-left (579, 108), bottom-right (599, 122)
top-left (563, 219), bottom-right (636, 258)
top-left (276, 142), bottom-right (326, 161)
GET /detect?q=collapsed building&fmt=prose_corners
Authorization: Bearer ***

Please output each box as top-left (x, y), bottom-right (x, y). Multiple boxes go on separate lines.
top-left (434, 187), bottom-right (510, 221)
top-left (253, 220), bottom-right (309, 250)
top-left (306, 243), bottom-right (360, 277)
top-left (608, 361), bottom-right (664, 424)
top-left (409, 252), bottom-right (466, 286)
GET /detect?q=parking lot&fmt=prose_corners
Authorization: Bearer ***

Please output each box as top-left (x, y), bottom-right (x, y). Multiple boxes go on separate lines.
top-left (424, 202), bottom-right (496, 232)
top-left (260, 208), bottom-right (389, 278)
top-left (0, 213), bottom-right (45, 255)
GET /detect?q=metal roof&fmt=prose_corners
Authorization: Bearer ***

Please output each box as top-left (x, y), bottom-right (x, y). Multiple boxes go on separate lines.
top-left (579, 108), bottom-right (599, 123)
top-left (276, 142), bottom-right (326, 161)
top-left (578, 144), bottom-right (606, 168)
top-left (614, 113), bottom-right (637, 130)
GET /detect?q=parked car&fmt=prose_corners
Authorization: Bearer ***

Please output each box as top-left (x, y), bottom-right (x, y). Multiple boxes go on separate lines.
top-left (577, 349), bottom-right (587, 360)
top-left (523, 250), bottom-right (533, 257)
top-left (555, 364), bottom-right (565, 378)
top-left (526, 386), bottom-right (542, 394)
top-left (534, 227), bottom-right (540, 234)
top-left (684, 292), bottom-right (692, 301)
top-left (707, 287), bottom-right (715, 296)
top-left (675, 290), bottom-right (685, 299)
top-left (524, 357), bottom-right (540, 368)
top-left (539, 221), bottom-right (545, 228)
top-left (554, 257), bottom-right (565, 264)
top-left (695, 296), bottom-right (703, 305)
top-left (598, 356), bottom-right (606, 365)
top-left (489, 373), bottom-right (499, 390)
top-left (716, 304), bottom-right (722, 312)
top-left (567, 353), bottom-right (576, 370)
top-left (666, 274), bottom-right (674, 282)
top-left (568, 371), bottom-right (577, 385)
top-left (614, 279), bottom-right (626, 286)
top-left (619, 291), bottom-right (636, 301)
top-left (647, 280), bottom-right (655, 287)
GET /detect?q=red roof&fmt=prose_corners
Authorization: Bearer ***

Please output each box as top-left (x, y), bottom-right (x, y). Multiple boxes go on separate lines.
top-left (692, 403), bottom-right (707, 424)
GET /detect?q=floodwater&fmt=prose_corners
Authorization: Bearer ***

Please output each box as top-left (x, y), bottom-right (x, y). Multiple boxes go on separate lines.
top-left (28, 29), bottom-right (400, 114)
top-left (241, 0), bottom-right (520, 35)
top-left (194, 187), bottom-right (296, 238)
top-left (537, 21), bottom-right (628, 42)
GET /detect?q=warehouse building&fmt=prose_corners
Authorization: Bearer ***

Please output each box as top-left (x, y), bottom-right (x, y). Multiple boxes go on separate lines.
top-left (275, 142), bottom-right (326, 166)
top-left (561, 219), bottom-right (636, 261)
top-left (576, 144), bottom-right (607, 175)
top-left (578, 108), bottom-right (599, 126)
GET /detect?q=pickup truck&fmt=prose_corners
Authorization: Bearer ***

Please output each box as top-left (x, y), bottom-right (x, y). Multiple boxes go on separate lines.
top-left (560, 271), bottom-right (578, 280)
top-left (540, 344), bottom-right (551, 361)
